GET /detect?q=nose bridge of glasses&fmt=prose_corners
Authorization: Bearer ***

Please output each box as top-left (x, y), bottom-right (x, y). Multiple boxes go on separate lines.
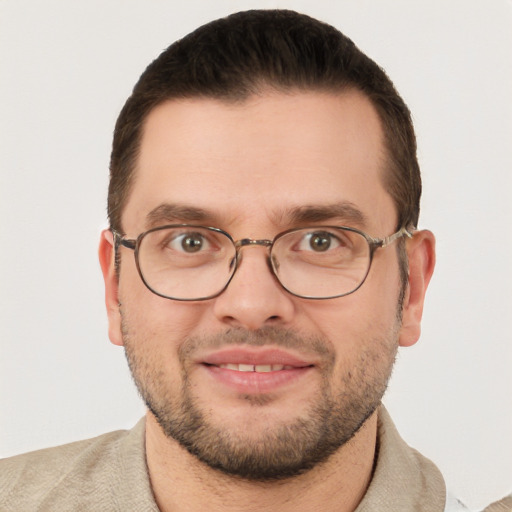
top-left (233, 238), bottom-right (275, 273)
top-left (235, 238), bottom-right (273, 249)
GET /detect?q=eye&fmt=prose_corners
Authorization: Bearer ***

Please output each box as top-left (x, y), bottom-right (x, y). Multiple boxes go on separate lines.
top-left (300, 231), bottom-right (342, 252)
top-left (168, 232), bottom-right (211, 253)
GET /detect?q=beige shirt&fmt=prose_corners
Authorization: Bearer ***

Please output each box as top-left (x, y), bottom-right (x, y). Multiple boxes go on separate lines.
top-left (0, 407), bottom-right (503, 511)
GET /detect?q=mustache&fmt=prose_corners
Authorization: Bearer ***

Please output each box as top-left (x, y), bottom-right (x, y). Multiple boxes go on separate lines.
top-left (178, 325), bottom-right (334, 363)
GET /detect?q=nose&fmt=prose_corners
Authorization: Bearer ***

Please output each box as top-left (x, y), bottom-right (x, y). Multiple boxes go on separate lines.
top-left (212, 244), bottom-right (296, 330)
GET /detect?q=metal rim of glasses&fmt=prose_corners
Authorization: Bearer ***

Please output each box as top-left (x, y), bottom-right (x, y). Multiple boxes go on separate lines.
top-left (112, 224), bottom-right (412, 301)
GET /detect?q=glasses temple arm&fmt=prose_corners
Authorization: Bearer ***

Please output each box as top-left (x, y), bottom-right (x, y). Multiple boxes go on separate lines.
top-left (381, 226), bottom-right (413, 247)
top-left (111, 229), bottom-right (137, 250)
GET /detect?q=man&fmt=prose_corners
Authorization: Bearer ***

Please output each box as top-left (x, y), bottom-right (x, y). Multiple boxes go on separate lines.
top-left (1, 9), bottom-right (509, 512)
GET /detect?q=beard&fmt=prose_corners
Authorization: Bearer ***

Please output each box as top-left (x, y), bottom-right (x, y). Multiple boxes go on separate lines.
top-left (122, 312), bottom-right (400, 482)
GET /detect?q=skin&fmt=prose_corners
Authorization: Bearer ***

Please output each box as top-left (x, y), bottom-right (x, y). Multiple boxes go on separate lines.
top-left (99, 89), bottom-right (435, 512)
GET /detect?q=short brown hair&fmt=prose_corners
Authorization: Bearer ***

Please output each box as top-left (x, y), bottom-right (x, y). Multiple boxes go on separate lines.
top-left (109, 9), bottom-right (421, 235)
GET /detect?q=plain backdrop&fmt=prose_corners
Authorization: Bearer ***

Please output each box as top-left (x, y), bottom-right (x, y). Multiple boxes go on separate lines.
top-left (1, 1), bottom-right (511, 509)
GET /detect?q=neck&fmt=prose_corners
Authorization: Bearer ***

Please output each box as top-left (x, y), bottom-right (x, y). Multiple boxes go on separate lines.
top-left (145, 409), bottom-right (378, 512)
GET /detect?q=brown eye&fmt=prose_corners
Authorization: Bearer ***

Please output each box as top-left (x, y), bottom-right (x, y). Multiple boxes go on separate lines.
top-left (309, 232), bottom-right (332, 252)
top-left (181, 235), bottom-right (204, 252)
top-left (164, 232), bottom-right (211, 253)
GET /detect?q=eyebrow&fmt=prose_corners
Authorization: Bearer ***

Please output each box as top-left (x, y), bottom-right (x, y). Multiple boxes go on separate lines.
top-left (283, 202), bottom-right (368, 228)
top-left (145, 203), bottom-right (217, 228)
top-left (144, 201), bottom-right (368, 231)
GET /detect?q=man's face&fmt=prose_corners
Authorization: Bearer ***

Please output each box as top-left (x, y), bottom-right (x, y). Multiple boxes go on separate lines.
top-left (101, 90), bottom-right (422, 480)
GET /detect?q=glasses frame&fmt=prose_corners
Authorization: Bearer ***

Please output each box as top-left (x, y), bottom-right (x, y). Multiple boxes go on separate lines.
top-left (112, 224), bottom-right (412, 301)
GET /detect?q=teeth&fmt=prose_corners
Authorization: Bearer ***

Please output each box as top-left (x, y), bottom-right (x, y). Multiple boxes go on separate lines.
top-left (218, 364), bottom-right (287, 372)
top-left (255, 365), bottom-right (272, 372)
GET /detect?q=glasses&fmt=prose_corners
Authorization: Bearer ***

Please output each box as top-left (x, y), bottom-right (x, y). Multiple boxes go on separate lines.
top-left (113, 224), bottom-right (411, 301)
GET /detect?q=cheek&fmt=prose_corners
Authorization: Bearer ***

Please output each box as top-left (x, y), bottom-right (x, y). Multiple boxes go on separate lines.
top-left (118, 261), bottom-right (210, 350)
top-left (300, 268), bottom-right (402, 353)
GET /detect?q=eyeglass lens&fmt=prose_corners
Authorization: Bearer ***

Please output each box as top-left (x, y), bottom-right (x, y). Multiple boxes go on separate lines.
top-left (135, 226), bottom-right (372, 300)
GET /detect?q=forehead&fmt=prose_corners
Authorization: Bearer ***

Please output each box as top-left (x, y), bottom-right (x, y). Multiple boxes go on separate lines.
top-left (123, 90), bottom-right (396, 234)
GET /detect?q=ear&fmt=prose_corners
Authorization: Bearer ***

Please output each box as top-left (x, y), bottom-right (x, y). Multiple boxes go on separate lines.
top-left (98, 229), bottom-right (124, 346)
top-left (399, 229), bottom-right (436, 347)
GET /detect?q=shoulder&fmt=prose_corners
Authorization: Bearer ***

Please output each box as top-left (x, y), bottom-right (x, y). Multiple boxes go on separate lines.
top-left (0, 428), bottom-right (127, 484)
top-left (481, 494), bottom-right (512, 512)
top-left (445, 493), bottom-right (512, 512)
top-left (0, 421), bottom-right (150, 511)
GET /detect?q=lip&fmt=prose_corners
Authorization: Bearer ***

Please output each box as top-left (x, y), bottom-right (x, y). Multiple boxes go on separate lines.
top-left (197, 347), bottom-right (316, 394)
top-left (200, 347), bottom-right (314, 367)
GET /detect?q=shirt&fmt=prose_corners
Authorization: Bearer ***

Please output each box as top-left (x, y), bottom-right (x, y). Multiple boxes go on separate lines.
top-left (0, 406), bottom-right (505, 511)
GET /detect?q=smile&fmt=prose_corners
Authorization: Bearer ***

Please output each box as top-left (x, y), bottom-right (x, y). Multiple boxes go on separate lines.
top-left (216, 363), bottom-right (296, 372)
top-left (195, 346), bottom-right (319, 394)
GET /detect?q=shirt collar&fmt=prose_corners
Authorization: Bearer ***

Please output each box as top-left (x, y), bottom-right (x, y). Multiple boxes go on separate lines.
top-left (355, 405), bottom-right (446, 511)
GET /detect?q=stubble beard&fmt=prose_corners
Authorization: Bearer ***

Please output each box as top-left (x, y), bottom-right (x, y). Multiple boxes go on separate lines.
top-left (122, 314), bottom-right (400, 482)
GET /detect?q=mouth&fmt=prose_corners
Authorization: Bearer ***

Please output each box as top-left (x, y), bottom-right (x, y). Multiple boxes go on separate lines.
top-left (198, 348), bottom-right (316, 394)
top-left (214, 363), bottom-right (298, 372)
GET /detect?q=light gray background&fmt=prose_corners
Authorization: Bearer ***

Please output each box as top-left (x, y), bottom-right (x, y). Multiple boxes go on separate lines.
top-left (1, 1), bottom-right (511, 509)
